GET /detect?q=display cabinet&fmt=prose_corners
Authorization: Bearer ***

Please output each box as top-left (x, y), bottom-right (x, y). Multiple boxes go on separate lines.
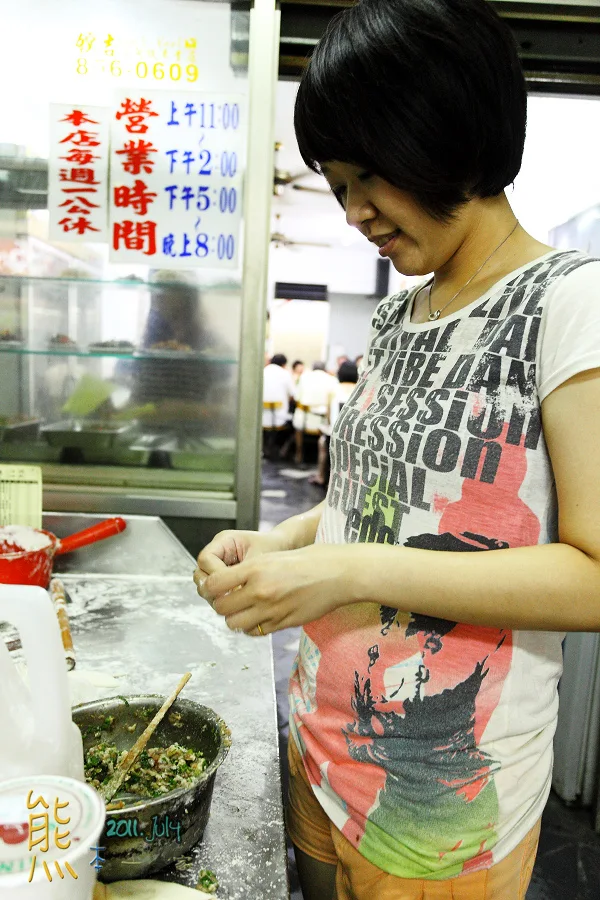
top-left (0, 274), bottom-right (238, 489)
top-left (0, 272), bottom-right (243, 547)
top-left (0, 0), bottom-right (280, 545)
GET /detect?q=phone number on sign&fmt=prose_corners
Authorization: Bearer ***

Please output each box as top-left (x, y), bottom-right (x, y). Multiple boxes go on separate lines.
top-left (76, 59), bottom-right (199, 82)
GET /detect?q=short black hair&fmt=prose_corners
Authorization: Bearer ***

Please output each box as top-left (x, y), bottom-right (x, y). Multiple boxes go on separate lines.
top-left (270, 353), bottom-right (287, 367)
top-left (338, 361), bottom-right (359, 383)
top-left (294, 0), bottom-right (527, 221)
top-left (292, 359), bottom-right (304, 369)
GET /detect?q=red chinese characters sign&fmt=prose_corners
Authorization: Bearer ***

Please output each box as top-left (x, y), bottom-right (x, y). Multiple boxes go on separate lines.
top-left (109, 92), bottom-right (244, 267)
top-left (110, 97), bottom-right (160, 259)
top-left (48, 105), bottom-right (109, 242)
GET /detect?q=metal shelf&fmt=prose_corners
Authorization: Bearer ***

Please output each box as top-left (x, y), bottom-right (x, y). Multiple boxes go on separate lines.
top-left (0, 274), bottom-right (243, 290)
top-left (0, 346), bottom-right (237, 363)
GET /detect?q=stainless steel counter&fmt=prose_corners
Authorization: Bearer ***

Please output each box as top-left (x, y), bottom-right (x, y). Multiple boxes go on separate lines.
top-left (47, 512), bottom-right (195, 579)
top-left (44, 513), bottom-right (290, 899)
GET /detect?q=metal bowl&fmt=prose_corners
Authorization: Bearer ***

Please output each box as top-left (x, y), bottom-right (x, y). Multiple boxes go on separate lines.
top-left (72, 694), bottom-right (231, 882)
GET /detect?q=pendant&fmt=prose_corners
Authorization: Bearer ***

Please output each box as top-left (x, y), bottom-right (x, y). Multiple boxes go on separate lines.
top-left (428, 310), bottom-right (440, 321)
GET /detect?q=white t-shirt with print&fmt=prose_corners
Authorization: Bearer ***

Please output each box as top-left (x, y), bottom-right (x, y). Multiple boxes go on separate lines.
top-left (289, 249), bottom-right (600, 879)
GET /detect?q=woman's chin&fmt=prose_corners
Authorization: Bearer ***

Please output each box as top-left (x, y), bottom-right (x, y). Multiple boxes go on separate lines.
top-left (391, 258), bottom-right (430, 278)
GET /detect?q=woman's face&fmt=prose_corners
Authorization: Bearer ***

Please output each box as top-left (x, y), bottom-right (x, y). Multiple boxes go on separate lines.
top-left (320, 161), bottom-right (469, 276)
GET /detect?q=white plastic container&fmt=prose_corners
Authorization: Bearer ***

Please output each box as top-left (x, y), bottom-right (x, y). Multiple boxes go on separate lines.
top-left (0, 774), bottom-right (106, 898)
top-left (0, 584), bottom-right (84, 781)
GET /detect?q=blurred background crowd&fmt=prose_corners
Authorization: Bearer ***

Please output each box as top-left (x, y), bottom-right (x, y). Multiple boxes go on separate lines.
top-left (262, 351), bottom-right (361, 487)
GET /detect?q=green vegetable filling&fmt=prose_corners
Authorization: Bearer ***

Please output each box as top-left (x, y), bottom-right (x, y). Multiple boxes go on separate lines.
top-left (197, 868), bottom-right (219, 893)
top-left (83, 741), bottom-right (207, 799)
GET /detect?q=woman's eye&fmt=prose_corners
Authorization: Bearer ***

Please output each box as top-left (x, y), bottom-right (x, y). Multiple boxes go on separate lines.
top-left (330, 172), bottom-right (372, 207)
top-left (331, 186), bottom-right (347, 206)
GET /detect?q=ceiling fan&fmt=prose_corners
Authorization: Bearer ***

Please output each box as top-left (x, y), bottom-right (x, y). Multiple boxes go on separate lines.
top-left (292, 183), bottom-right (331, 195)
top-left (273, 141), bottom-right (330, 197)
top-left (270, 214), bottom-right (332, 249)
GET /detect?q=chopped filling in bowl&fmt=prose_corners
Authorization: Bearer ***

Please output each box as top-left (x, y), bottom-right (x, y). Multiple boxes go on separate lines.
top-left (84, 741), bottom-right (207, 799)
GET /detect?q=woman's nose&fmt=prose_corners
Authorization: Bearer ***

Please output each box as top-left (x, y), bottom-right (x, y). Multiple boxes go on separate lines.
top-left (345, 193), bottom-right (377, 230)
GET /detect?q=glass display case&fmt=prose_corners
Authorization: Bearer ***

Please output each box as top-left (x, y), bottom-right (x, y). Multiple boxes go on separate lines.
top-left (0, 274), bottom-right (238, 489)
top-left (0, 0), bottom-right (280, 542)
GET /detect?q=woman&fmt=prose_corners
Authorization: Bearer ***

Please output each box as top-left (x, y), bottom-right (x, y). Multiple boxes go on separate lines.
top-left (130, 274), bottom-right (232, 429)
top-left (194, 1), bottom-right (600, 897)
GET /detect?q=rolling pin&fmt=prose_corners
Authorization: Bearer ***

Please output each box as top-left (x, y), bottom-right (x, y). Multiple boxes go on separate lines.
top-left (50, 577), bottom-right (76, 670)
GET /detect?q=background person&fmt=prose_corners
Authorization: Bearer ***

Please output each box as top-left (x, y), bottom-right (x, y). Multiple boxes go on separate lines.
top-left (128, 273), bottom-right (232, 432)
top-left (194, 2), bottom-right (600, 898)
top-left (263, 353), bottom-right (295, 459)
top-left (288, 359), bottom-right (305, 419)
top-left (291, 359), bottom-right (305, 385)
top-left (292, 361), bottom-right (338, 465)
top-left (308, 360), bottom-right (359, 488)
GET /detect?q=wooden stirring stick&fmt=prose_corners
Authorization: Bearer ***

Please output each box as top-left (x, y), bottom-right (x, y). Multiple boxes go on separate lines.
top-left (100, 672), bottom-right (192, 805)
top-left (50, 578), bottom-right (76, 671)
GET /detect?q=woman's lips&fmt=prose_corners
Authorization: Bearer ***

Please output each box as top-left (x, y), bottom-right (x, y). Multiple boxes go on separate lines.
top-left (378, 230), bottom-right (400, 257)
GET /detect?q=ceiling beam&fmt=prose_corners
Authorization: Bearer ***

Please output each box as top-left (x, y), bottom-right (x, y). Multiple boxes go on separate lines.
top-left (277, 1), bottom-right (600, 93)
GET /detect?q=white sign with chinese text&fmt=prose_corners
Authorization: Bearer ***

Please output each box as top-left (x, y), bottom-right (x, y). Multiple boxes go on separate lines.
top-left (109, 92), bottom-right (244, 268)
top-left (48, 104), bottom-right (110, 242)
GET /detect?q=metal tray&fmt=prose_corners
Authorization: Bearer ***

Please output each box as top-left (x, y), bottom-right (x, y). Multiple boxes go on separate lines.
top-left (163, 437), bottom-right (235, 472)
top-left (0, 418), bottom-right (41, 442)
top-left (82, 432), bottom-right (173, 467)
top-left (41, 420), bottom-right (136, 450)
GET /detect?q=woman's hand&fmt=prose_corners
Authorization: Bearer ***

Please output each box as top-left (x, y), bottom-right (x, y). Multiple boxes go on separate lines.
top-left (193, 529), bottom-right (291, 600)
top-left (202, 543), bottom-right (356, 635)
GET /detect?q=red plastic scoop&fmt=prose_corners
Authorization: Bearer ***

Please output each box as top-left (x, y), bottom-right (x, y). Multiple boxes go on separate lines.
top-left (0, 518), bottom-right (127, 587)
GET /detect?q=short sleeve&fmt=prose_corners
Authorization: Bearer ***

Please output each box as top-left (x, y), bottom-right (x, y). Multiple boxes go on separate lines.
top-left (537, 259), bottom-right (600, 402)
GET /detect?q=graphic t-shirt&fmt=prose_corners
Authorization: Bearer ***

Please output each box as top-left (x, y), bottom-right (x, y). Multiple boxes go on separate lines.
top-left (289, 250), bottom-right (600, 879)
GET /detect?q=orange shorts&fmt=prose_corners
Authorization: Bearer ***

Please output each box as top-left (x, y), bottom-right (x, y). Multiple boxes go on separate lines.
top-left (286, 736), bottom-right (540, 900)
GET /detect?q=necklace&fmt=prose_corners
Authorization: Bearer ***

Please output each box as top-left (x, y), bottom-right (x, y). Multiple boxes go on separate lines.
top-left (422, 220), bottom-right (519, 322)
